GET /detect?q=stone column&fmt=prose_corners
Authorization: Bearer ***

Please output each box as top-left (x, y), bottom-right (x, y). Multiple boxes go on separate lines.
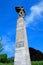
top-left (14, 6), bottom-right (31, 65)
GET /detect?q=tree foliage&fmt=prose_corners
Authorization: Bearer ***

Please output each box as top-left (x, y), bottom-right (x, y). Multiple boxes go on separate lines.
top-left (0, 38), bottom-right (3, 52)
top-left (0, 54), bottom-right (7, 63)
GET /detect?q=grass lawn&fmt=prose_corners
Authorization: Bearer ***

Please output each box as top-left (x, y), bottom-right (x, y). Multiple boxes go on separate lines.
top-left (32, 61), bottom-right (43, 65)
top-left (0, 61), bottom-right (43, 65)
top-left (0, 63), bottom-right (14, 65)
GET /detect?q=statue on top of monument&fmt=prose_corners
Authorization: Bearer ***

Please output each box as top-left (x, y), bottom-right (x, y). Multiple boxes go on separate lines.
top-left (15, 6), bottom-right (26, 17)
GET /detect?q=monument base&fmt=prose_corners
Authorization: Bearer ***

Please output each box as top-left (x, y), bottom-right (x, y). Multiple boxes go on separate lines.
top-left (14, 47), bottom-right (31, 65)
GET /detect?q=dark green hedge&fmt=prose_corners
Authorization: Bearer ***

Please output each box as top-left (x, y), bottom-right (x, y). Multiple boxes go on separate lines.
top-left (0, 54), bottom-right (7, 63)
top-left (0, 54), bottom-right (14, 63)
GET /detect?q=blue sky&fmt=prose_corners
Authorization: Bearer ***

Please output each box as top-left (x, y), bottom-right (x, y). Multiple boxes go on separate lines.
top-left (0, 0), bottom-right (43, 57)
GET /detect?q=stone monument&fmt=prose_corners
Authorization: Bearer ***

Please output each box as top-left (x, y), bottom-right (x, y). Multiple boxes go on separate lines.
top-left (14, 6), bottom-right (31, 65)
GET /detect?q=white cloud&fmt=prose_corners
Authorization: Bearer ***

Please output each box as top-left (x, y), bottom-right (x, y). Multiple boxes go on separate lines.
top-left (25, 1), bottom-right (43, 27)
top-left (2, 35), bottom-right (15, 56)
top-left (1, 28), bottom-right (16, 56)
top-left (4, 44), bottom-right (14, 53)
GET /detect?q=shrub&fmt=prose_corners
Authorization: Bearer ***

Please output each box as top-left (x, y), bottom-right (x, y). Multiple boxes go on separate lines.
top-left (0, 54), bottom-right (7, 63)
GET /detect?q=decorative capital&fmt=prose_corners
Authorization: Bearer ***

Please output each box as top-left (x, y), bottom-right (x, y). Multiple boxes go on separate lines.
top-left (15, 6), bottom-right (26, 17)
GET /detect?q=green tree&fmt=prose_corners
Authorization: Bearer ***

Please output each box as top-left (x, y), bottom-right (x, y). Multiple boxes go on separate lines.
top-left (0, 38), bottom-right (3, 52)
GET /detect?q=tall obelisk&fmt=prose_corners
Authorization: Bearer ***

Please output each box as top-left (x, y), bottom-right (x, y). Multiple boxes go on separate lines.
top-left (14, 6), bottom-right (31, 65)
